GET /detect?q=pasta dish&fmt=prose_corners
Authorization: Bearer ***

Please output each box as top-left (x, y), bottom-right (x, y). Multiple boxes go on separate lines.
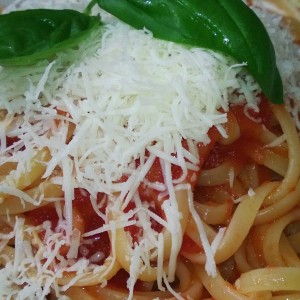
top-left (0, 0), bottom-right (300, 299)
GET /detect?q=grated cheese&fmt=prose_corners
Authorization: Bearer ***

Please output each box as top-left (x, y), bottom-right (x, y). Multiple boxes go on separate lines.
top-left (228, 167), bottom-right (235, 189)
top-left (264, 133), bottom-right (287, 147)
top-left (248, 188), bottom-right (256, 197)
top-left (180, 183), bottom-right (218, 277)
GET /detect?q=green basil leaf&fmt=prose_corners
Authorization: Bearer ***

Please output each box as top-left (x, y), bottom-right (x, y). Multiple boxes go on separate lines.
top-left (94, 0), bottom-right (283, 104)
top-left (0, 9), bottom-right (101, 66)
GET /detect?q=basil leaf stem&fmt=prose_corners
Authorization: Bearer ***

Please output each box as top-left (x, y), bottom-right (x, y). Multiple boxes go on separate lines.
top-left (94, 0), bottom-right (283, 104)
top-left (0, 9), bottom-right (101, 66)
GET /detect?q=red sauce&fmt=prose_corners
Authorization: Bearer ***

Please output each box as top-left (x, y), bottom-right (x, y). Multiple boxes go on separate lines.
top-left (25, 188), bottom-right (110, 265)
top-left (137, 155), bottom-right (194, 202)
top-left (5, 136), bottom-right (20, 148)
top-left (24, 98), bottom-right (281, 279)
top-left (25, 204), bottom-right (61, 228)
top-left (197, 126), bottom-right (221, 168)
top-left (203, 98), bottom-right (279, 181)
top-left (181, 98), bottom-right (280, 254)
top-left (73, 189), bottom-right (110, 264)
top-left (123, 199), bottom-right (164, 244)
top-left (231, 96), bottom-right (275, 134)
top-left (122, 139), bottom-right (207, 244)
top-left (180, 234), bottom-right (203, 254)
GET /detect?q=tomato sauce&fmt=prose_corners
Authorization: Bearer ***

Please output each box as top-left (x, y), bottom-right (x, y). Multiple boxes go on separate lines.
top-left (24, 98), bottom-right (281, 277)
top-left (5, 136), bottom-right (20, 148)
top-left (181, 98), bottom-right (280, 254)
top-left (123, 140), bottom-right (207, 243)
top-left (136, 142), bottom-right (200, 203)
top-left (24, 188), bottom-right (110, 265)
top-left (123, 200), bottom-right (165, 244)
top-left (73, 189), bottom-right (110, 263)
top-left (180, 234), bottom-right (203, 254)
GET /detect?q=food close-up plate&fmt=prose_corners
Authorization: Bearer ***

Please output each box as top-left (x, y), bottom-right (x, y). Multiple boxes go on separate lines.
top-left (0, 0), bottom-right (299, 299)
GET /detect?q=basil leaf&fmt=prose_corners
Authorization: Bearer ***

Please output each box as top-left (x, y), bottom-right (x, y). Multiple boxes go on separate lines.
top-left (0, 9), bottom-right (101, 66)
top-left (94, 0), bottom-right (283, 104)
